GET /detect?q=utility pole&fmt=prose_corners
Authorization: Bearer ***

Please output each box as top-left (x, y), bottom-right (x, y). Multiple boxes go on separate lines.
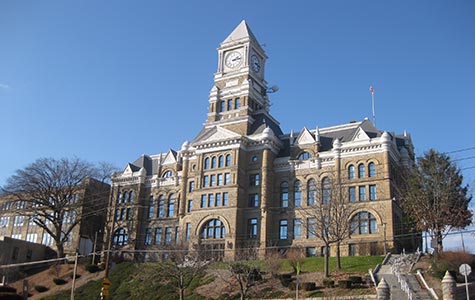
top-left (70, 252), bottom-right (78, 300)
top-left (101, 184), bottom-right (118, 300)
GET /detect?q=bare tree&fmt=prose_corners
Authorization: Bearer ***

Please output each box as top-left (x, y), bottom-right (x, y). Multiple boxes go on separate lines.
top-left (286, 246), bottom-right (305, 274)
top-left (158, 244), bottom-right (209, 300)
top-left (1, 157), bottom-right (113, 258)
top-left (398, 149), bottom-right (472, 254)
top-left (218, 247), bottom-right (262, 300)
top-left (301, 174), bottom-right (355, 277)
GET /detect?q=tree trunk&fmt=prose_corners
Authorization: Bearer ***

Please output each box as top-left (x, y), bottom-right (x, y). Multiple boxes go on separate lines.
top-left (436, 230), bottom-right (444, 254)
top-left (324, 245), bottom-right (330, 278)
top-left (56, 241), bottom-right (65, 258)
top-left (179, 288), bottom-right (185, 300)
top-left (336, 242), bottom-right (341, 270)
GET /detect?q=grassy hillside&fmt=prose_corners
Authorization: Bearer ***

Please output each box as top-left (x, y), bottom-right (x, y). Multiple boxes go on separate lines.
top-left (39, 256), bottom-right (383, 300)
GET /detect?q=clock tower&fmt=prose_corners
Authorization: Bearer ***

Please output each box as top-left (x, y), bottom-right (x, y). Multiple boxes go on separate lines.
top-left (205, 20), bottom-right (273, 135)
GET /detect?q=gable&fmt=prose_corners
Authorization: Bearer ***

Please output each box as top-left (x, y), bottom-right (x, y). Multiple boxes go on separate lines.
top-left (192, 126), bottom-right (241, 145)
top-left (295, 127), bottom-right (315, 145)
top-left (352, 127), bottom-right (371, 142)
top-left (162, 150), bottom-right (177, 165)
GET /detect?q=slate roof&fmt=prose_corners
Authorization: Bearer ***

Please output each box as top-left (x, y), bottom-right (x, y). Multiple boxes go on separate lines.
top-left (249, 113), bottom-right (284, 136)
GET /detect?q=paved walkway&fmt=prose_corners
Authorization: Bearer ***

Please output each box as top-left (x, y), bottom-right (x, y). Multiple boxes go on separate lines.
top-left (375, 253), bottom-right (434, 300)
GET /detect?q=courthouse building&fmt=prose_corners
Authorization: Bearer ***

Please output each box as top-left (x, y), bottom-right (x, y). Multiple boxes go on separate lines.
top-left (109, 21), bottom-right (417, 260)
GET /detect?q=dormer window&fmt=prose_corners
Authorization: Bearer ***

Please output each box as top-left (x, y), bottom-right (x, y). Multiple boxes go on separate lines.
top-left (163, 170), bottom-right (173, 178)
top-left (298, 152), bottom-right (312, 160)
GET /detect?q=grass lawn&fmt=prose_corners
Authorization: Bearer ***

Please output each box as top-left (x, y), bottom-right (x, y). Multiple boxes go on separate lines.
top-left (280, 255), bottom-right (385, 273)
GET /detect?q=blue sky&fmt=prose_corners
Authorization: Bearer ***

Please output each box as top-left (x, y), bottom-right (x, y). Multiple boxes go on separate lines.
top-left (1, 1), bottom-right (474, 250)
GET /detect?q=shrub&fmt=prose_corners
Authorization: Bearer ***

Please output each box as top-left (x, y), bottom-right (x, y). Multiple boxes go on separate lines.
top-left (0, 286), bottom-right (16, 293)
top-left (349, 276), bottom-right (363, 285)
top-left (322, 278), bottom-right (334, 288)
top-left (338, 280), bottom-right (352, 289)
top-left (279, 274), bottom-right (293, 287)
top-left (69, 272), bottom-right (81, 279)
top-left (288, 281), bottom-right (296, 290)
top-left (85, 264), bottom-right (100, 273)
top-left (301, 282), bottom-right (316, 291)
top-left (34, 285), bottom-right (49, 293)
top-left (431, 251), bottom-right (475, 280)
top-left (53, 278), bottom-right (68, 285)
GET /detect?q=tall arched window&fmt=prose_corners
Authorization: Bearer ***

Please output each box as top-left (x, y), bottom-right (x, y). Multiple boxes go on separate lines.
top-left (211, 156), bottom-right (217, 169)
top-left (225, 154), bottom-right (231, 167)
top-left (204, 157), bottom-right (210, 169)
top-left (113, 228), bottom-right (128, 246)
top-left (280, 182), bottom-right (289, 208)
top-left (157, 195), bottom-right (165, 218)
top-left (122, 191), bottom-right (128, 204)
top-left (167, 194), bottom-right (175, 217)
top-left (369, 162), bottom-right (376, 177)
top-left (148, 196), bottom-right (154, 219)
top-left (351, 212), bottom-right (377, 234)
top-left (322, 177), bottom-right (331, 204)
top-left (348, 165), bottom-right (355, 179)
top-left (163, 170), bottom-right (173, 178)
top-left (294, 181), bottom-right (302, 207)
top-left (128, 191), bottom-right (134, 203)
top-left (116, 193), bottom-right (122, 204)
top-left (358, 164), bottom-right (365, 178)
top-left (218, 155), bottom-right (224, 168)
top-left (298, 152), bottom-right (312, 160)
top-left (307, 179), bottom-right (317, 206)
top-left (201, 219), bottom-right (226, 239)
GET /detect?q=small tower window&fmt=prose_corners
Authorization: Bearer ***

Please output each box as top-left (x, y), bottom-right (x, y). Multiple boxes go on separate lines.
top-left (235, 97), bottom-right (241, 109)
top-left (227, 99), bottom-right (233, 111)
top-left (219, 101), bottom-right (225, 113)
top-left (298, 152), bottom-right (312, 160)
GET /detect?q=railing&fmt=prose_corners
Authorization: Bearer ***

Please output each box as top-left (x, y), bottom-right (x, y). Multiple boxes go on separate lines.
top-left (390, 253), bottom-right (418, 300)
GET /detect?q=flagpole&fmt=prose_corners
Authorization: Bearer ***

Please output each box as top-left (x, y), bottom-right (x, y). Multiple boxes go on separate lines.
top-left (370, 85), bottom-right (376, 126)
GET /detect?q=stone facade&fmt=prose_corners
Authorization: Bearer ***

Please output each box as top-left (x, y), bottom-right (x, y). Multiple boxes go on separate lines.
top-left (109, 21), bottom-right (419, 261)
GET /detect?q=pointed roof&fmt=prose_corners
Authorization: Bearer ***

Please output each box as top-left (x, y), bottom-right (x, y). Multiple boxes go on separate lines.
top-left (221, 20), bottom-right (258, 45)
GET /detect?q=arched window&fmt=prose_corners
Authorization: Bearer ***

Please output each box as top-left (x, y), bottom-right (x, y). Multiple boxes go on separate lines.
top-left (358, 164), bottom-right (365, 178)
top-left (218, 155), bottom-right (224, 168)
top-left (113, 228), bottom-right (128, 246)
top-left (167, 194), bottom-right (175, 217)
top-left (369, 162), bottom-right (376, 177)
top-left (201, 219), bottom-right (226, 239)
top-left (225, 154), bottom-right (232, 167)
top-left (204, 157), bottom-right (210, 169)
top-left (163, 170), bottom-right (173, 178)
top-left (322, 177), bottom-right (331, 204)
top-left (307, 179), bottom-right (317, 206)
top-left (211, 156), bottom-right (217, 169)
top-left (128, 191), bottom-right (134, 203)
top-left (148, 196), bottom-right (154, 219)
top-left (298, 152), bottom-right (312, 160)
top-left (116, 193), bottom-right (122, 204)
top-left (351, 212), bottom-right (377, 234)
top-left (280, 182), bottom-right (289, 208)
top-left (348, 165), bottom-right (355, 179)
top-left (122, 191), bottom-right (128, 204)
top-left (294, 181), bottom-right (302, 207)
top-left (157, 195), bottom-right (165, 218)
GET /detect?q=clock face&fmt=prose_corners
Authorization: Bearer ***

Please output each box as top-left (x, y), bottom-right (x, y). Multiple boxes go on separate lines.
top-left (225, 51), bottom-right (243, 68)
top-left (250, 54), bottom-right (261, 73)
